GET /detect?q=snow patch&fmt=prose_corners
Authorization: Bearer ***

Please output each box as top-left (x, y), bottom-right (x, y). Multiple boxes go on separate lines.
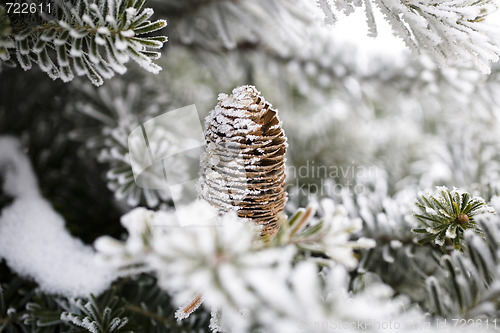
top-left (0, 136), bottom-right (115, 297)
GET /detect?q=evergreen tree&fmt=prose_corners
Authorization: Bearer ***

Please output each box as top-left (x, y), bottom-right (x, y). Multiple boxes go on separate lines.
top-left (1, 0), bottom-right (500, 332)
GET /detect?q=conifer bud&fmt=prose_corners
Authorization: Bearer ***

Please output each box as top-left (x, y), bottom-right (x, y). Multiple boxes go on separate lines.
top-left (199, 85), bottom-right (287, 237)
top-left (456, 214), bottom-right (469, 225)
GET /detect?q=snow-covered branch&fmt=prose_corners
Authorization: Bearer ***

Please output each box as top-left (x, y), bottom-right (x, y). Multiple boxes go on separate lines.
top-left (94, 201), bottom-right (386, 332)
top-left (319, 0), bottom-right (500, 73)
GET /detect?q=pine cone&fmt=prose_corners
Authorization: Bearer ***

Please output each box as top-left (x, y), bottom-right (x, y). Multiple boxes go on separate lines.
top-left (200, 85), bottom-right (287, 237)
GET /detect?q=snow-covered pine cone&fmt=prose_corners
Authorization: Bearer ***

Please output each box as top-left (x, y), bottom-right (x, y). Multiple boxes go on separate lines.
top-left (199, 85), bottom-right (287, 237)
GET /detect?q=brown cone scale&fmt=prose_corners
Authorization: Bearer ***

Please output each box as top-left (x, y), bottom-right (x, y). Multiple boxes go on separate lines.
top-left (199, 85), bottom-right (287, 237)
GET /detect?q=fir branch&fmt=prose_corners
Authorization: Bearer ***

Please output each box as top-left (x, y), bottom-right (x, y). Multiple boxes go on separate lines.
top-left (412, 186), bottom-right (495, 251)
top-left (66, 73), bottom-right (174, 208)
top-left (60, 294), bottom-right (134, 333)
top-left (3, 0), bottom-right (167, 85)
top-left (24, 290), bottom-right (67, 331)
top-left (121, 276), bottom-right (212, 333)
top-left (319, 0), bottom-right (500, 73)
top-left (325, 171), bottom-right (444, 304)
top-left (271, 203), bottom-right (375, 269)
top-left (0, 276), bottom-right (38, 332)
top-left (155, 0), bottom-right (316, 52)
top-left (22, 274), bottom-right (211, 333)
top-left (422, 217), bottom-right (500, 318)
top-left (94, 202), bottom-right (403, 332)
